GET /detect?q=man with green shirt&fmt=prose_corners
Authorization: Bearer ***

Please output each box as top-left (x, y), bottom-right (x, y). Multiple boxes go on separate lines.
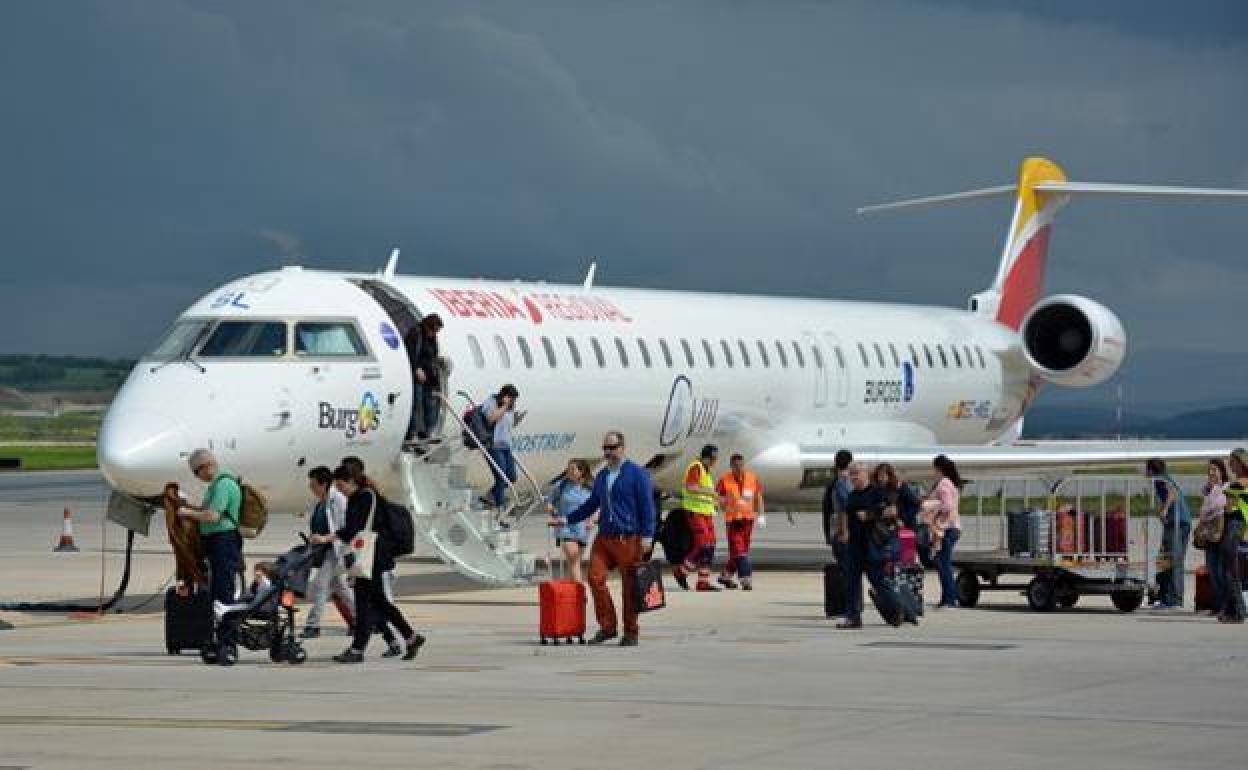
top-left (177, 449), bottom-right (243, 605)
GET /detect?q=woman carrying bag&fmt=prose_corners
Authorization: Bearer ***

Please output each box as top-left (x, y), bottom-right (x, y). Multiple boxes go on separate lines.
top-left (1195, 459), bottom-right (1229, 615)
top-left (312, 464), bottom-right (426, 663)
top-left (545, 459), bottom-right (595, 584)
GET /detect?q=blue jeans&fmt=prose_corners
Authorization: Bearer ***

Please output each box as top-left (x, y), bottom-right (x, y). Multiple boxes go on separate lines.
top-left (1219, 518), bottom-right (1246, 620)
top-left (1206, 546), bottom-right (1226, 613)
top-left (488, 447), bottom-right (516, 508)
top-left (203, 531), bottom-right (242, 606)
top-left (408, 383), bottom-right (441, 438)
top-left (937, 527), bottom-right (961, 606)
top-left (1159, 521), bottom-right (1191, 606)
top-left (846, 544), bottom-right (897, 623)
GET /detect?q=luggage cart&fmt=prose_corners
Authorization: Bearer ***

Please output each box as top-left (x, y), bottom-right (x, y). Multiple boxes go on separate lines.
top-left (951, 475), bottom-right (1153, 613)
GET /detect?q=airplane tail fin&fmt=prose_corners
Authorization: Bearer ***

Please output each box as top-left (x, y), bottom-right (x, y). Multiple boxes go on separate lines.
top-left (858, 157), bottom-right (1248, 330)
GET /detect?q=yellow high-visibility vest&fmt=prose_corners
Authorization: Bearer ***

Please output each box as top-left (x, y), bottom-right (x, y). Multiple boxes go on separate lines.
top-left (681, 461), bottom-right (716, 516)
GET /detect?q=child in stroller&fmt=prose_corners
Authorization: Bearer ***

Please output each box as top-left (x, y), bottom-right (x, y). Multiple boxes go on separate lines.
top-left (201, 540), bottom-right (316, 666)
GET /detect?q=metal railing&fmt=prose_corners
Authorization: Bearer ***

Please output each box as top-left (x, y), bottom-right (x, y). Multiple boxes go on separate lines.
top-left (445, 390), bottom-right (546, 523)
top-left (428, 391), bottom-right (525, 519)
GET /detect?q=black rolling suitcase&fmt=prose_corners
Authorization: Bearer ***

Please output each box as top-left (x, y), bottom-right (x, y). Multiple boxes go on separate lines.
top-left (868, 579), bottom-right (904, 627)
top-left (896, 564), bottom-right (924, 618)
top-left (824, 563), bottom-right (847, 617)
top-left (164, 587), bottom-right (214, 654)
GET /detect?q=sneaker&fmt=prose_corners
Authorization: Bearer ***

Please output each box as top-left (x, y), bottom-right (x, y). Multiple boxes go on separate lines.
top-left (587, 629), bottom-right (619, 645)
top-left (835, 618), bottom-right (863, 630)
top-left (741, 581), bottom-right (753, 592)
top-left (673, 569), bottom-right (690, 591)
top-left (333, 649), bottom-right (364, 664)
top-left (402, 633), bottom-right (427, 660)
top-left (695, 582), bottom-right (721, 592)
top-left (382, 643), bottom-right (403, 658)
top-left (717, 576), bottom-right (739, 590)
top-left (618, 636), bottom-right (639, 647)
top-left (299, 627), bottom-right (321, 640)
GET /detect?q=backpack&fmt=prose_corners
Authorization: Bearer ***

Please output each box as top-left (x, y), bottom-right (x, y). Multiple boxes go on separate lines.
top-left (237, 479), bottom-right (269, 539)
top-left (461, 403), bottom-right (493, 450)
top-left (379, 497), bottom-right (416, 557)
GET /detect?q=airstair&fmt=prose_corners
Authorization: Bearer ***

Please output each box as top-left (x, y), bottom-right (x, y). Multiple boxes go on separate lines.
top-left (394, 392), bottom-right (547, 586)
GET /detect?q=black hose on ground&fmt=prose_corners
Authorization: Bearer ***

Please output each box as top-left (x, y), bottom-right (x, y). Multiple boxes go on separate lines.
top-left (0, 529), bottom-right (136, 613)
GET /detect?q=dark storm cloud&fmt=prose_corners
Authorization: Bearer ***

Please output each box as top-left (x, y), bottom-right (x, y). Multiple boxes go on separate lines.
top-left (1, 0), bottom-right (1246, 363)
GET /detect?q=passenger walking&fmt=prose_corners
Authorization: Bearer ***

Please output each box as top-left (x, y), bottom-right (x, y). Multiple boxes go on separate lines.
top-left (876, 463), bottom-right (922, 532)
top-left (837, 463), bottom-right (902, 629)
top-left (559, 431), bottom-right (657, 646)
top-left (673, 445), bottom-right (721, 592)
top-left (405, 313), bottom-right (445, 443)
top-left (1218, 450), bottom-right (1248, 623)
top-left (176, 449), bottom-right (243, 607)
top-left (717, 453), bottom-right (764, 590)
top-left (312, 465), bottom-right (425, 663)
top-left (545, 459), bottom-right (595, 583)
top-left (1196, 459), bottom-right (1230, 616)
top-left (301, 466), bottom-right (356, 639)
top-left (1147, 458), bottom-right (1192, 609)
top-left (924, 454), bottom-right (964, 609)
top-left (483, 384), bottom-right (526, 510)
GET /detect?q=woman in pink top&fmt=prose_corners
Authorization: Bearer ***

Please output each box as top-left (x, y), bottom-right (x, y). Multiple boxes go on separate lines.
top-left (927, 455), bottom-right (964, 608)
top-left (1197, 458), bottom-right (1229, 614)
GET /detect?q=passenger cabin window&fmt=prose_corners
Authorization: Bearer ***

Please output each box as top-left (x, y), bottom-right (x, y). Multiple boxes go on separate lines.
top-left (294, 322), bottom-right (366, 357)
top-left (541, 336), bottom-right (558, 368)
top-left (791, 341), bottom-right (805, 368)
top-left (811, 345), bottom-right (825, 370)
top-left (494, 335), bottom-right (511, 368)
top-left (566, 337), bottom-right (582, 368)
top-left (908, 344), bottom-right (920, 368)
top-left (834, 346), bottom-right (847, 369)
top-left (923, 344), bottom-right (935, 368)
top-left (637, 339), bottom-right (653, 368)
top-left (873, 343), bottom-right (886, 368)
top-left (720, 340), bottom-right (734, 368)
top-left (467, 335), bottom-right (485, 368)
top-left (590, 337), bottom-right (606, 368)
top-left (659, 339), bottom-right (674, 367)
top-left (937, 345), bottom-right (949, 368)
top-left (517, 336), bottom-right (534, 368)
top-left (888, 343), bottom-right (900, 368)
top-left (737, 339), bottom-right (751, 368)
top-left (774, 340), bottom-right (788, 368)
top-left (857, 343), bottom-right (870, 368)
top-left (756, 340), bottom-right (771, 367)
top-left (614, 337), bottom-right (630, 367)
top-left (198, 321), bottom-right (287, 357)
top-left (702, 339), bottom-right (716, 368)
top-left (681, 339), bottom-right (696, 368)
top-left (963, 345), bottom-right (974, 368)
top-left (951, 346), bottom-right (962, 368)
top-left (976, 346), bottom-right (987, 368)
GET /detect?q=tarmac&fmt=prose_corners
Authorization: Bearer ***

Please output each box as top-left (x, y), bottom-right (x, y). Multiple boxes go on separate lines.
top-left (1, 471), bottom-right (1245, 769)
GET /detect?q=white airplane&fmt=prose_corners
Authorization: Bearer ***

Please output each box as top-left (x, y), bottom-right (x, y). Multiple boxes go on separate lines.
top-left (97, 157), bottom-right (1248, 583)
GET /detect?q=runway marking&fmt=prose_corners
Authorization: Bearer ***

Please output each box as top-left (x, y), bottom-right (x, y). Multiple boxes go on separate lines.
top-left (408, 664), bottom-right (504, 673)
top-left (562, 669), bottom-right (653, 678)
top-left (860, 641), bottom-right (1016, 651)
top-left (722, 637), bottom-right (795, 645)
top-left (0, 715), bottom-right (504, 736)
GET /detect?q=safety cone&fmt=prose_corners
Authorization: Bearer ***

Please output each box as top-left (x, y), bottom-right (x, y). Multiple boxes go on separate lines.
top-left (54, 507), bottom-right (79, 552)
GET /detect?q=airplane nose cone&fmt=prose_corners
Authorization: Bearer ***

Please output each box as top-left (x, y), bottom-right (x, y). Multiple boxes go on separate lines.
top-left (97, 408), bottom-right (191, 497)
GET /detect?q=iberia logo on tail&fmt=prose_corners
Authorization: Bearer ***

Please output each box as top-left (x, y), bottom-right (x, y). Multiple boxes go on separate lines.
top-left (995, 157), bottom-right (1069, 330)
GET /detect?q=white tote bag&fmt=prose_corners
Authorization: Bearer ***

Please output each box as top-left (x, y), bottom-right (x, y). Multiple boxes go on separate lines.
top-left (346, 490), bottom-right (378, 579)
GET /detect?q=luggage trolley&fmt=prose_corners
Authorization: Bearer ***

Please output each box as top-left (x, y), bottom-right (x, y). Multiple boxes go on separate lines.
top-left (951, 475), bottom-right (1152, 613)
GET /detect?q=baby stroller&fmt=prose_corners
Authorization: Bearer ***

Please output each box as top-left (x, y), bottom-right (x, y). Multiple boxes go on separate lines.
top-left (201, 539), bottom-right (316, 666)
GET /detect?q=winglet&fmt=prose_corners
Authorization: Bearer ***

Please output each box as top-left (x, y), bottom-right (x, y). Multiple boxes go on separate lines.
top-left (582, 260), bottom-right (597, 289)
top-left (382, 248), bottom-right (400, 279)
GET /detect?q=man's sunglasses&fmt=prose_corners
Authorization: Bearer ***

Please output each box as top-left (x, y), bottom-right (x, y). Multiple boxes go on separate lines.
top-left (192, 464), bottom-right (210, 475)
top-left (602, 444), bottom-right (622, 451)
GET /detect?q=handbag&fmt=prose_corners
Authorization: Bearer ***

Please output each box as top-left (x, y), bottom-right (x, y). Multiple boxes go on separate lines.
top-left (634, 559), bottom-right (667, 613)
top-left (345, 490), bottom-right (378, 579)
top-left (1193, 515), bottom-right (1224, 549)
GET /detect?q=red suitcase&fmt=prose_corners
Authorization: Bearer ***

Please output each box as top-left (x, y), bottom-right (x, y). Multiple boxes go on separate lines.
top-left (897, 527), bottom-right (917, 566)
top-left (539, 579), bottom-right (586, 644)
top-left (1194, 566), bottom-right (1214, 612)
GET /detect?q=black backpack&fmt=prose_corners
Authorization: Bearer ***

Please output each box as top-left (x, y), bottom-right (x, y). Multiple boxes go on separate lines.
top-left (461, 403), bottom-right (493, 450)
top-left (379, 497), bottom-right (416, 557)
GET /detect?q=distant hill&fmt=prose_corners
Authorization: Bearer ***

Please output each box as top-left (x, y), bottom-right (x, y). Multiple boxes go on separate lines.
top-left (0, 354), bottom-right (133, 394)
top-left (1025, 404), bottom-right (1248, 439)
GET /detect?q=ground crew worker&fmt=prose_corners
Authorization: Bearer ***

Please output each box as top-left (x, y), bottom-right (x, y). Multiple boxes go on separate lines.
top-left (673, 445), bottom-right (720, 592)
top-left (717, 453), bottom-right (764, 590)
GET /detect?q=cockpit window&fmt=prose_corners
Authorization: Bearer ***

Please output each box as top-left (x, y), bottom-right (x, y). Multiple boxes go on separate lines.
top-left (294, 322), bottom-right (367, 356)
top-left (198, 321), bottom-right (288, 357)
top-left (148, 320), bottom-right (212, 360)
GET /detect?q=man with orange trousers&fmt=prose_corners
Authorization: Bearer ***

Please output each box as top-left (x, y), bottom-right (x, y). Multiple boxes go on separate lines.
top-left (717, 453), bottom-right (764, 590)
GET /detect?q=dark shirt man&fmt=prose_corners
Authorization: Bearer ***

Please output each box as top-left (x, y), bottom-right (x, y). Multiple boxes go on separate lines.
top-left (405, 314), bottom-right (444, 441)
top-left (838, 463), bottom-right (901, 630)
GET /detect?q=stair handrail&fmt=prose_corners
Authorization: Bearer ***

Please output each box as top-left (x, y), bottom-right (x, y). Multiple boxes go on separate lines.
top-left (452, 389), bottom-right (547, 513)
top-left (433, 391), bottom-right (520, 519)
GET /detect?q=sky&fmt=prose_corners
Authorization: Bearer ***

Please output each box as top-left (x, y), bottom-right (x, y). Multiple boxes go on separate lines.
top-left (2, 1), bottom-right (1246, 379)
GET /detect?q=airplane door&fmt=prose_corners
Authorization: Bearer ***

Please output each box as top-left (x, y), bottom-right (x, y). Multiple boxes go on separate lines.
top-left (824, 332), bottom-right (849, 407)
top-left (804, 331), bottom-right (828, 408)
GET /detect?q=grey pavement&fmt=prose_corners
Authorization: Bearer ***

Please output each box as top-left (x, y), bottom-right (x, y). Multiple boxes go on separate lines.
top-left (1, 471), bottom-right (1244, 769)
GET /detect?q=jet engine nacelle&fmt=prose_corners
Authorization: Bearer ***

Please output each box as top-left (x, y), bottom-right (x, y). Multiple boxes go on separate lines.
top-left (1020, 294), bottom-right (1126, 387)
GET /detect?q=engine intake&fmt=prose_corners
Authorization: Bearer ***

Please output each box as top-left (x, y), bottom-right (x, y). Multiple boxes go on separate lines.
top-left (1020, 295), bottom-right (1126, 387)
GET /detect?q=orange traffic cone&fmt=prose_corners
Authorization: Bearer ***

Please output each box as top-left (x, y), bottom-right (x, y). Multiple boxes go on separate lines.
top-left (54, 507), bottom-right (79, 552)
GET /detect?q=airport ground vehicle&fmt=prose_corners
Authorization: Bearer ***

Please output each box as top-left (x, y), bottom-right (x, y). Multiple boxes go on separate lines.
top-left (950, 475), bottom-right (1187, 613)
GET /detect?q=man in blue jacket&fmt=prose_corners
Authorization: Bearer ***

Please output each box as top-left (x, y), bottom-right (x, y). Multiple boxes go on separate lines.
top-left (561, 430), bottom-right (657, 647)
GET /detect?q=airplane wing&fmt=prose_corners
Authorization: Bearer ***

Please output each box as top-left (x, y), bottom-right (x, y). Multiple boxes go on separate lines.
top-left (762, 441), bottom-right (1241, 486)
